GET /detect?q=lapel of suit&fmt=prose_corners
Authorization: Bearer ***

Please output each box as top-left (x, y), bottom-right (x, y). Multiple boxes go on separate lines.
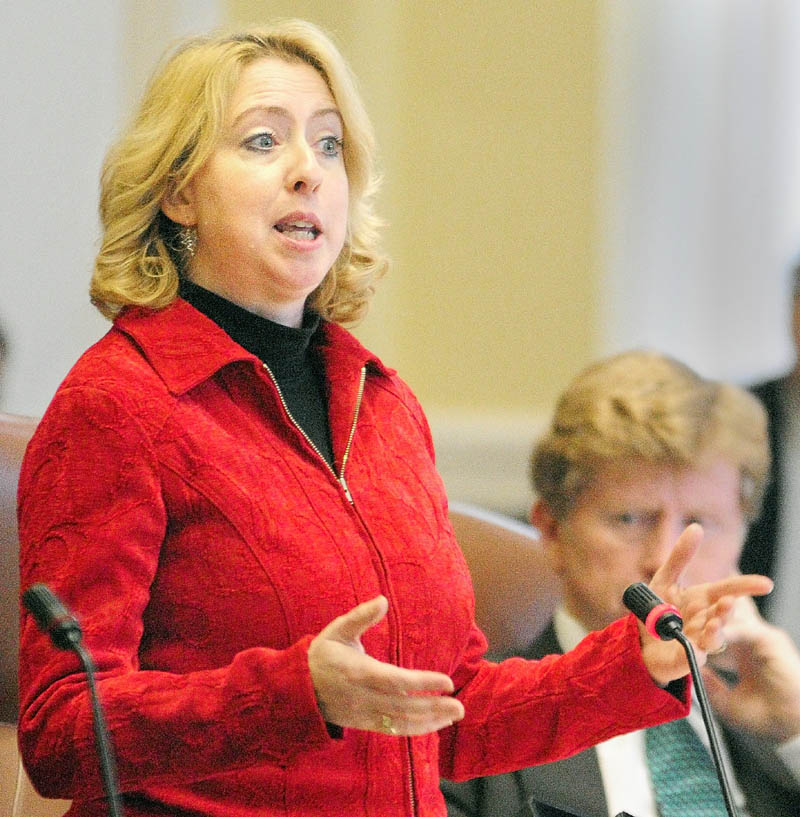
top-left (512, 622), bottom-right (610, 817)
top-left (722, 720), bottom-right (800, 816)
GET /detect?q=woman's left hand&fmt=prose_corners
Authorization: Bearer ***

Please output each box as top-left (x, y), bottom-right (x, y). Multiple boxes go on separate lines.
top-left (638, 523), bottom-right (773, 686)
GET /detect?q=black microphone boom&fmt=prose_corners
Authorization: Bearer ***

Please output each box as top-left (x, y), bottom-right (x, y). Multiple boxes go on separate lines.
top-left (622, 582), bottom-right (739, 817)
top-left (22, 583), bottom-right (125, 817)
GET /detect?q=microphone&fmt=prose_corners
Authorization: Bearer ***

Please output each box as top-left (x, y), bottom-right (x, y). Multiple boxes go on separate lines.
top-left (622, 582), bottom-right (683, 641)
top-left (22, 583), bottom-right (125, 817)
top-left (623, 582), bottom-right (739, 817)
top-left (22, 583), bottom-right (83, 651)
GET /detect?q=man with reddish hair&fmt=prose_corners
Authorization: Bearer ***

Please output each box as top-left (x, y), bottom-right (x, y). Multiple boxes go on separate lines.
top-left (443, 351), bottom-right (800, 817)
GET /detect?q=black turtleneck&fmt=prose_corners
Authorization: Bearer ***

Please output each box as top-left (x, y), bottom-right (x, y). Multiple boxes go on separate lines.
top-left (179, 279), bottom-right (335, 469)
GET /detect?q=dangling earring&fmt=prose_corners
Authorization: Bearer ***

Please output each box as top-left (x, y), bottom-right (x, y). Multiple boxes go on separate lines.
top-left (177, 226), bottom-right (197, 259)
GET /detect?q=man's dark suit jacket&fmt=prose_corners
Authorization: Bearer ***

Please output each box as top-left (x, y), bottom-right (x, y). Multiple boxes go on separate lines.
top-left (441, 622), bottom-right (800, 817)
top-left (741, 377), bottom-right (786, 616)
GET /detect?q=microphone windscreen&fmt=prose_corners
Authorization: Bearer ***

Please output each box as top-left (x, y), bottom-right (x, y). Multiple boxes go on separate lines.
top-left (623, 582), bottom-right (683, 640)
top-left (22, 583), bottom-right (82, 650)
top-left (622, 582), bottom-right (662, 621)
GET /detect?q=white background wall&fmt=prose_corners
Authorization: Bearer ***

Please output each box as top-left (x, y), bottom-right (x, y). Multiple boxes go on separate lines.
top-left (0, 0), bottom-right (221, 417)
top-left (599, 0), bottom-right (800, 384)
top-left (1, 2), bottom-right (121, 415)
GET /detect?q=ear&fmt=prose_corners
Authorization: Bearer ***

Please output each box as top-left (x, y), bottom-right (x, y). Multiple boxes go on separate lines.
top-left (160, 178), bottom-right (198, 227)
top-left (530, 499), bottom-right (558, 540)
top-left (530, 499), bottom-right (566, 574)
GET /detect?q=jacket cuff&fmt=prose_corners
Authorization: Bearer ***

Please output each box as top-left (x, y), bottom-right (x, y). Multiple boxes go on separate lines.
top-left (618, 614), bottom-right (692, 714)
top-left (226, 634), bottom-right (335, 759)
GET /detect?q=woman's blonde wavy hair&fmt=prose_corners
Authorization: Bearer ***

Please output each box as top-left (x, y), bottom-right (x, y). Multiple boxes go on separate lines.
top-left (531, 350), bottom-right (770, 522)
top-left (91, 19), bottom-right (388, 324)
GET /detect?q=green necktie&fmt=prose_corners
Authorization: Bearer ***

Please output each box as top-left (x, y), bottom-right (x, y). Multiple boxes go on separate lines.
top-left (645, 717), bottom-right (728, 817)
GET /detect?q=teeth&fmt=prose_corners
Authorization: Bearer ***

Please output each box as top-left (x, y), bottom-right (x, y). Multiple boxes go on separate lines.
top-left (279, 228), bottom-right (317, 241)
top-left (277, 220), bottom-right (315, 230)
top-left (275, 218), bottom-right (319, 241)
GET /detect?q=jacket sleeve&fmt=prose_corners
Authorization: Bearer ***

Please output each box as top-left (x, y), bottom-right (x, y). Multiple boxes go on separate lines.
top-left (437, 615), bottom-right (690, 782)
top-left (17, 386), bottom-right (333, 800)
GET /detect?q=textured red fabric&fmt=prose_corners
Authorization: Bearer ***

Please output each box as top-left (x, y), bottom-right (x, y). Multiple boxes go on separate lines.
top-left (17, 299), bottom-right (689, 816)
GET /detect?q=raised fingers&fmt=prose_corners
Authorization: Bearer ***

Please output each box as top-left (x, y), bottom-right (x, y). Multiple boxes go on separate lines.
top-left (701, 574), bottom-right (774, 604)
top-left (650, 522), bottom-right (703, 594)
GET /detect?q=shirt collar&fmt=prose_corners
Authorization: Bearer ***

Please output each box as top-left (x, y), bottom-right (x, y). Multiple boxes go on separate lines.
top-left (178, 279), bottom-right (321, 380)
top-left (553, 604), bottom-right (591, 652)
top-left (112, 299), bottom-right (393, 395)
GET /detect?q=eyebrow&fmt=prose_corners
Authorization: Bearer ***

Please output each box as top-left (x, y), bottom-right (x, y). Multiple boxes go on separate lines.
top-left (232, 105), bottom-right (343, 128)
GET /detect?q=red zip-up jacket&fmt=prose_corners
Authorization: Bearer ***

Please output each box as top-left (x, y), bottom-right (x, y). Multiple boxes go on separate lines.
top-left (17, 299), bottom-right (688, 816)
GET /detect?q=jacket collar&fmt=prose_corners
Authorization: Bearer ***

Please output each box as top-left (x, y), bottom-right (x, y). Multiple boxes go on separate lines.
top-left (113, 299), bottom-right (394, 395)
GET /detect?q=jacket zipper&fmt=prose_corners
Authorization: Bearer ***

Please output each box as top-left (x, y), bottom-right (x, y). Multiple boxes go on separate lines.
top-left (261, 362), bottom-right (365, 504)
top-left (338, 366), bottom-right (366, 504)
top-left (265, 362), bottom-right (418, 813)
top-left (408, 746), bottom-right (417, 816)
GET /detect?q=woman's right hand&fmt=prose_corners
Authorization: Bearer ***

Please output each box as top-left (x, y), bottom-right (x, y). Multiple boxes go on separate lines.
top-left (308, 595), bottom-right (465, 736)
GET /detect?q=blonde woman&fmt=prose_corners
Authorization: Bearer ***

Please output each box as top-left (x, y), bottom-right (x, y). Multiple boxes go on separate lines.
top-left (18, 22), bottom-right (771, 817)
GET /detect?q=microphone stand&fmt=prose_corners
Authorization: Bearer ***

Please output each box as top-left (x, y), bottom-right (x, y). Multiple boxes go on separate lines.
top-left (623, 582), bottom-right (738, 817)
top-left (22, 584), bottom-right (125, 817)
top-left (672, 629), bottom-right (738, 817)
top-left (70, 641), bottom-right (125, 817)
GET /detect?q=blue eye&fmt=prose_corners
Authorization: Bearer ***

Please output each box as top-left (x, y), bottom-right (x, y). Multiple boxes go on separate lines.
top-left (319, 136), bottom-right (343, 157)
top-left (245, 132), bottom-right (276, 151)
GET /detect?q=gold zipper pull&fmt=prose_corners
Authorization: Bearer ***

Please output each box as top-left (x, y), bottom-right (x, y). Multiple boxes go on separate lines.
top-left (339, 475), bottom-right (354, 504)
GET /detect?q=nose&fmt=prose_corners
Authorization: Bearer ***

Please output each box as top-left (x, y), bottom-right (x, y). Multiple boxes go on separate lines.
top-left (286, 139), bottom-right (323, 194)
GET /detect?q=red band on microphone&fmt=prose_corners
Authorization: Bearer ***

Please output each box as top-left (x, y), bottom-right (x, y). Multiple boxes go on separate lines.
top-left (644, 602), bottom-right (681, 640)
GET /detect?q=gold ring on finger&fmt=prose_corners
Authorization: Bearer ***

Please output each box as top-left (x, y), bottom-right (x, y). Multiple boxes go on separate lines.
top-left (381, 714), bottom-right (398, 736)
top-left (708, 640), bottom-right (728, 656)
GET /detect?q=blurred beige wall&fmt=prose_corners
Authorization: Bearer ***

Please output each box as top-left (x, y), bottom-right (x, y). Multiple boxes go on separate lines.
top-left (228, 1), bottom-right (600, 412)
top-left (227, 1), bottom-right (601, 512)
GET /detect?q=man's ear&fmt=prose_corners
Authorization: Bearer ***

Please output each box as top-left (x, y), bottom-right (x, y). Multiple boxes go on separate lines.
top-left (530, 499), bottom-right (559, 541)
top-left (530, 499), bottom-right (565, 574)
top-left (160, 179), bottom-right (198, 227)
